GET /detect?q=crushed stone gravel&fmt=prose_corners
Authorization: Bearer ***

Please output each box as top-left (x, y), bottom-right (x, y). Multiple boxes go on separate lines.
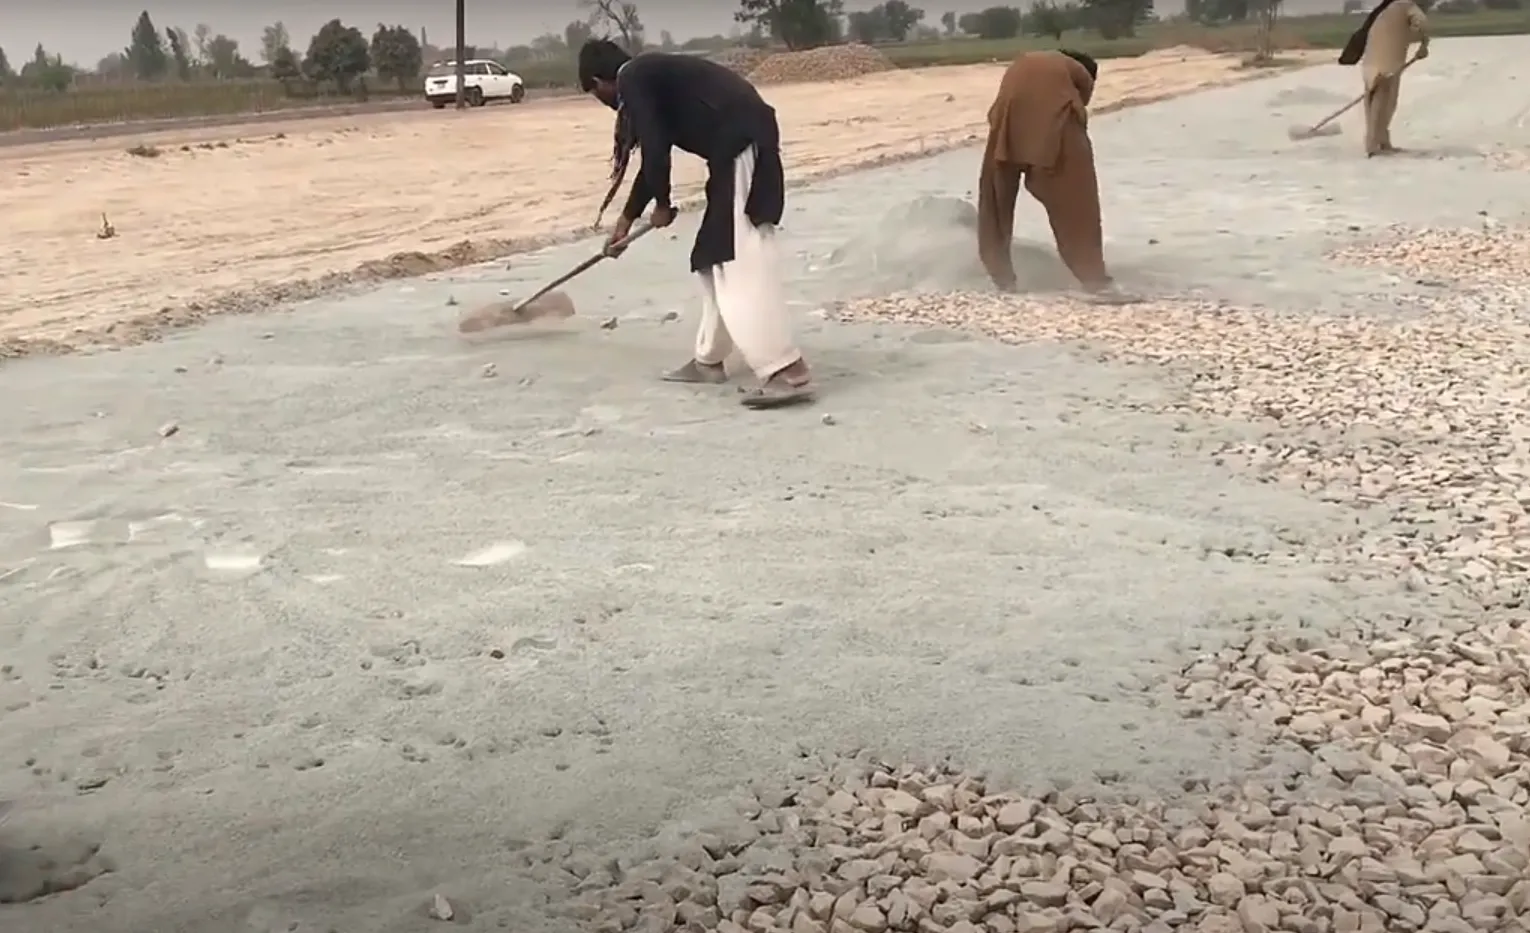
top-left (499, 226), bottom-right (1530, 932)
top-left (749, 44), bottom-right (898, 86)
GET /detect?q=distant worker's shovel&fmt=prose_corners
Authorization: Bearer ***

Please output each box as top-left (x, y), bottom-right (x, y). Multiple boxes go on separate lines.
top-left (457, 222), bottom-right (655, 334)
top-left (1288, 51), bottom-right (1423, 142)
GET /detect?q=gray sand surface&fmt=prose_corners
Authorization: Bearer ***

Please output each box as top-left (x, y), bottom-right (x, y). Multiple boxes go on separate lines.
top-left (1, 35), bottom-right (1527, 933)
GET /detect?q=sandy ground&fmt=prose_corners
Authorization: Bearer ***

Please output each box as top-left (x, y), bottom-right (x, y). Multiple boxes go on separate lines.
top-left (3, 34), bottom-right (1529, 933)
top-left (0, 47), bottom-right (1328, 357)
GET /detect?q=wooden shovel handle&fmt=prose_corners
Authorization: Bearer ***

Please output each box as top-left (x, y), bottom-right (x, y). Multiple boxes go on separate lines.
top-left (1307, 51), bottom-right (1425, 135)
top-left (508, 222), bottom-right (654, 317)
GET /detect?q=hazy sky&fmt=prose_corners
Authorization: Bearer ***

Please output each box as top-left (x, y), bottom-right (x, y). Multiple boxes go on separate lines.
top-left (3, 0), bottom-right (1341, 68)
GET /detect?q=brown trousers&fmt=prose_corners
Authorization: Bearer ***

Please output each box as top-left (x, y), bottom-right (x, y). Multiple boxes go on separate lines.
top-left (1363, 73), bottom-right (1401, 155)
top-left (978, 120), bottom-right (1109, 291)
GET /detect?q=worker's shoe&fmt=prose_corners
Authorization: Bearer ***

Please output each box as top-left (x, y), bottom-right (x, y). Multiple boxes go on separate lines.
top-left (662, 360), bottom-right (728, 384)
top-left (741, 361), bottom-right (815, 410)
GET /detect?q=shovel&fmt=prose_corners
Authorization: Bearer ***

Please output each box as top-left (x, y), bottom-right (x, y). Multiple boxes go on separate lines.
top-left (457, 222), bottom-right (655, 333)
top-left (1288, 52), bottom-right (1423, 141)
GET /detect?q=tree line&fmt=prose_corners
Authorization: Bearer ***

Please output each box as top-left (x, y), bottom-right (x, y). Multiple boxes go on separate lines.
top-left (503, 0), bottom-right (1157, 61)
top-left (731, 0), bottom-right (1160, 48)
top-left (0, 10), bottom-right (428, 94)
top-left (3, 0), bottom-right (1517, 97)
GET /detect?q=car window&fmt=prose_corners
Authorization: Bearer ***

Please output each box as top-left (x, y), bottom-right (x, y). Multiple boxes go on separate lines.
top-left (486, 63), bottom-right (507, 76)
top-left (426, 63), bottom-right (454, 78)
top-left (474, 63), bottom-right (494, 76)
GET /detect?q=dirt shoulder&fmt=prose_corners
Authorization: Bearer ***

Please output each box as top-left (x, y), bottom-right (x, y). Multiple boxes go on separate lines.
top-left (1, 49), bottom-right (1326, 358)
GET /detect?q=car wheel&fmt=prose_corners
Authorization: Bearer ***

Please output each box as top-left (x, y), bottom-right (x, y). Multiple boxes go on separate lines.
top-left (467, 87), bottom-right (485, 107)
top-left (431, 100), bottom-right (447, 109)
top-left (509, 84), bottom-right (525, 104)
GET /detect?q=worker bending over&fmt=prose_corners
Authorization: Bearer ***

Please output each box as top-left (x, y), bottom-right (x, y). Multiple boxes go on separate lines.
top-left (1339, 0), bottom-right (1429, 157)
top-left (578, 39), bottom-right (814, 409)
top-left (978, 50), bottom-right (1112, 295)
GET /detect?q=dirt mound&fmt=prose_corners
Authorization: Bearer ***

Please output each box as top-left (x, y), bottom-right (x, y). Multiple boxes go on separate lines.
top-left (709, 47), bottom-right (771, 75)
top-left (749, 43), bottom-right (897, 86)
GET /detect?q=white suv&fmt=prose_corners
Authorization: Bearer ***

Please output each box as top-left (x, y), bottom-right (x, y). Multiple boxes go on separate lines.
top-left (424, 60), bottom-right (526, 108)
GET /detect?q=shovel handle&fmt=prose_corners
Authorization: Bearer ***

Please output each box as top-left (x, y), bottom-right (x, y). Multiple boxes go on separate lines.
top-left (508, 222), bottom-right (654, 316)
top-left (1306, 51), bottom-right (1425, 135)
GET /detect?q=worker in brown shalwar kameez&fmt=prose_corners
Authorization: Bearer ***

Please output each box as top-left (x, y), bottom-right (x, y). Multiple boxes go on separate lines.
top-left (978, 50), bottom-right (1111, 294)
top-left (1338, 0), bottom-right (1429, 157)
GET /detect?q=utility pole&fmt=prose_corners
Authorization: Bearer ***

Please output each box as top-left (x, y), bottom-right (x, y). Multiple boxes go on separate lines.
top-left (454, 0), bottom-right (466, 109)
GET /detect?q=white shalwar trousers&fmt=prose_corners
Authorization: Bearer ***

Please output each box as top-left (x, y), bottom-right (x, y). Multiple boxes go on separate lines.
top-left (691, 146), bottom-right (802, 380)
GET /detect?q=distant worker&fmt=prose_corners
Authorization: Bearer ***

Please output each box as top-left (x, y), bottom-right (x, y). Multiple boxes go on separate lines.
top-left (577, 39), bottom-right (815, 410)
top-left (977, 50), bottom-right (1114, 296)
top-left (1338, 0), bottom-right (1429, 157)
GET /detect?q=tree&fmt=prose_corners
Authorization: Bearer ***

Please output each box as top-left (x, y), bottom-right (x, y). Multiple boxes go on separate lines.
top-left (261, 22), bottom-right (291, 65)
top-left (940, 10), bottom-right (958, 33)
top-left (270, 45), bottom-right (302, 85)
top-left (1248, 0), bottom-right (1282, 62)
top-left (880, 0), bottom-right (924, 39)
top-left (1185, 0), bottom-right (1250, 24)
top-left (659, 29), bottom-right (677, 48)
top-left (166, 27), bottom-right (192, 80)
top-left (1080, 0), bottom-right (1153, 37)
top-left (0, 47), bottom-right (13, 85)
top-left (304, 19), bottom-right (371, 92)
top-left (967, 6), bottom-right (1023, 38)
top-left (736, 0), bottom-right (845, 49)
top-left (127, 10), bottom-right (169, 80)
top-left (564, 19), bottom-right (594, 49)
top-left (370, 24), bottom-right (423, 91)
top-left (193, 24), bottom-right (212, 63)
top-left (1022, 1), bottom-right (1070, 38)
top-left (581, 0), bottom-right (646, 51)
top-left (847, 8), bottom-right (889, 41)
top-left (22, 44), bottom-right (74, 91)
top-left (206, 35), bottom-right (247, 78)
top-left (96, 51), bottom-right (130, 79)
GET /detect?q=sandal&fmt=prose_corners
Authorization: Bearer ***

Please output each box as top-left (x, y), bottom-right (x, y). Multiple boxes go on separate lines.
top-left (662, 360), bottom-right (728, 384)
top-left (740, 376), bottom-right (816, 409)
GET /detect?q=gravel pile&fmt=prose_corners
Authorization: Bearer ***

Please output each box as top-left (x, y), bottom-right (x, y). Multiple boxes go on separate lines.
top-left (1328, 225), bottom-right (1530, 291)
top-left (526, 727), bottom-right (1526, 933)
top-left (710, 47), bottom-right (772, 76)
top-left (831, 283), bottom-right (1530, 610)
top-left (749, 44), bottom-right (897, 86)
top-left (486, 227), bottom-right (1530, 932)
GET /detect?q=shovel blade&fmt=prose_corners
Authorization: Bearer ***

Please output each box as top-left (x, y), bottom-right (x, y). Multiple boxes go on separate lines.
top-left (1289, 122), bottom-right (1343, 140)
top-left (457, 291), bottom-right (577, 333)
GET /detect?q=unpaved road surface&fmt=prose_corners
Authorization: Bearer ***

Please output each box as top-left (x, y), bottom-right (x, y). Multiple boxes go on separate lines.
top-left (2, 35), bottom-right (1528, 933)
top-left (0, 47), bottom-right (1326, 356)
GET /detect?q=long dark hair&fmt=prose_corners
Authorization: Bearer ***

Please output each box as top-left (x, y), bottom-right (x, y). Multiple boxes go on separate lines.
top-left (581, 39), bottom-right (640, 225)
top-left (595, 104), bottom-right (639, 226)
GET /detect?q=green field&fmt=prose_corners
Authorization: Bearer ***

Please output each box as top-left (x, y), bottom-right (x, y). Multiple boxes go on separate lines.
top-left (1, 9), bottom-right (1524, 133)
